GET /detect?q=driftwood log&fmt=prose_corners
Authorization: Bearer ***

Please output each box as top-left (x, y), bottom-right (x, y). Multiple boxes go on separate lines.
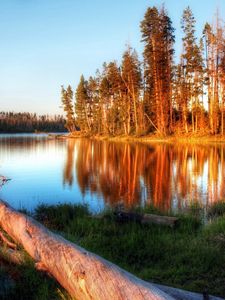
top-left (0, 200), bottom-right (174, 300)
top-left (142, 214), bottom-right (178, 227)
top-left (114, 211), bottom-right (178, 227)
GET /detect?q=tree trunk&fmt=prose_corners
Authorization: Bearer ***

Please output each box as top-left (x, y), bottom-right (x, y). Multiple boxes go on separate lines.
top-left (182, 104), bottom-right (188, 134)
top-left (0, 201), bottom-right (174, 300)
top-left (132, 86), bottom-right (139, 135)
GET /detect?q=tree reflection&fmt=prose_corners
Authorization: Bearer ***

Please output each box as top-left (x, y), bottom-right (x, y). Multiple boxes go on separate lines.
top-left (63, 139), bottom-right (225, 212)
top-left (63, 139), bottom-right (76, 186)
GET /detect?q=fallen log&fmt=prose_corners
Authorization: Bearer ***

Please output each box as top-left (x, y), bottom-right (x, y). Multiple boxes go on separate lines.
top-left (0, 200), bottom-right (174, 300)
top-left (142, 214), bottom-right (178, 227)
top-left (153, 283), bottom-right (224, 300)
top-left (114, 211), bottom-right (178, 227)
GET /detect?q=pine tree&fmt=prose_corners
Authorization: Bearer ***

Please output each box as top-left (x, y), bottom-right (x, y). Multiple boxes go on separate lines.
top-left (220, 42), bottom-right (225, 134)
top-left (61, 85), bottom-right (75, 132)
top-left (203, 15), bottom-right (225, 134)
top-left (75, 75), bottom-right (91, 132)
top-left (121, 46), bottom-right (142, 134)
top-left (99, 62), bottom-right (123, 135)
top-left (140, 6), bottom-right (175, 135)
top-left (87, 75), bottom-right (100, 134)
top-left (99, 75), bottom-right (110, 134)
top-left (181, 7), bottom-right (204, 133)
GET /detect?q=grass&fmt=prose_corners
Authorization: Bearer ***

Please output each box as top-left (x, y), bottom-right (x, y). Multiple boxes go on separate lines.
top-left (0, 254), bottom-right (70, 300)
top-left (208, 200), bottom-right (225, 219)
top-left (2, 202), bottom-right (225, 298)
top-left (34, 203), bottom-right (225, 297)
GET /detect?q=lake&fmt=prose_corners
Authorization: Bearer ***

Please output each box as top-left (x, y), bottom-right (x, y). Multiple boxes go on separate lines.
top-left (0, 134), bottom-right (225, 214)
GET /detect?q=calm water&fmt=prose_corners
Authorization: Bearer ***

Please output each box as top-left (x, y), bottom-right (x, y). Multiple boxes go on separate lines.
top-left (0, 134), bottom-right (225, 213)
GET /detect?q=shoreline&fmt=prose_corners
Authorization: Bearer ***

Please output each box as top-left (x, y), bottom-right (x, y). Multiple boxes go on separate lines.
top-left (2, 131), bottom-right (225, 144)
top-left (62, 132), bottom-right (225, 145)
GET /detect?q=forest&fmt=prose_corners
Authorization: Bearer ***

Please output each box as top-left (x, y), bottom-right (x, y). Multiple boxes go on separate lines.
top-left (0, 112), bottom-right (66, 133)
top-left (61, 5), bottom-right (225, 137)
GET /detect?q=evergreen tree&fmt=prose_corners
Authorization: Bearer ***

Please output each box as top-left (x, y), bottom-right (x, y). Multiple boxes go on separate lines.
top-left (87, 75), bottom-right (100, 134)
top-left (140, 6), bottom-right (175, 135)
top-left (61, 85), bottom-right (75, 132)
top-left (75, 75), bottom-right (91, 132)
top-left (99, 75), bottom-right (111, 134)
top-left (100, 62), bottom-right (123, 135)
top-left (219, 41), bottom-right (225, 134)
top-left (203, 17), bottom-right (225, 134)
top-left (121, 46), bottom-right (142, 134)
top-left (181, 7), bottom-right (204, 133)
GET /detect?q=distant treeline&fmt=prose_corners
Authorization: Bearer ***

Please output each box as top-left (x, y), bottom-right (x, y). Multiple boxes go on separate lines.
top-left (0, 112), bottom-right (66, 133)
top-left (61, 5), bottom-right (225, 136)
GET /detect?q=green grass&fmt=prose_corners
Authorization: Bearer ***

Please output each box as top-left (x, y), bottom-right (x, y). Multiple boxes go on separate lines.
top-left (33, 203), bottom-right (225, 297)
top-left (208, 200), bottom-right (225, 219)
top-left (0, 255), bottom-right (70, 300)
top-left (2, 203), bottom-right (225, 298)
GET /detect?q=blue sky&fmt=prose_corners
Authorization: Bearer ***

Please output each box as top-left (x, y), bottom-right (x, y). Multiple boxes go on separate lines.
top-left (0, 0), bottom-right (224, 115)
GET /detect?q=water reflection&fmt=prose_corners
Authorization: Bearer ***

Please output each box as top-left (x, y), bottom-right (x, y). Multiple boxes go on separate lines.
top-left (63, 139), bottom-right (75, 187)
top-left (1, 134), bottom-right (225, 213)
top-left (64, 139), bottom-right (225, 212)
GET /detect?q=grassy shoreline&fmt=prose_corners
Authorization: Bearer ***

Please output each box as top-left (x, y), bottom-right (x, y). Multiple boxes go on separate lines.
top-left (63, 131), bottom-right (225, 145)
top-left (2, 203), bottom-right (225, 299)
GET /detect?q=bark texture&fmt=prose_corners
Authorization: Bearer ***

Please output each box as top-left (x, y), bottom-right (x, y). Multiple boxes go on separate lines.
top-left (0, 201), bottom-right (174, 300)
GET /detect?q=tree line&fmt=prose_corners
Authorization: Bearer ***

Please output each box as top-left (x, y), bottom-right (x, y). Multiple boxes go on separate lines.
top-left (61, 5), bottom-right (225, 136)
top-left (0, 112), bottom-right (66, 133)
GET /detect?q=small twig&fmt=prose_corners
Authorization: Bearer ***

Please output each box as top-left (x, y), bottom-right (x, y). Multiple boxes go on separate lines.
top-left (0, 176), bottom-right (11, 188)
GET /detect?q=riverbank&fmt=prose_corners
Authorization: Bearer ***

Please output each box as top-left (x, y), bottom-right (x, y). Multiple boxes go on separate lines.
top-left (64, 131), bottom-right (225, 145)
top-left (1, 203), bottom-right (225, 299)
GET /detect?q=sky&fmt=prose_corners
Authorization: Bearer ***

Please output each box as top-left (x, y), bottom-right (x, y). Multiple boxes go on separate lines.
top-left (0, 0), bottom-right (224, 115)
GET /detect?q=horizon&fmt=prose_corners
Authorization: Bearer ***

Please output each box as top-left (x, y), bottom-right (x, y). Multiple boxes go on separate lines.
top-left (0, 0), bottom-right (224, 115)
